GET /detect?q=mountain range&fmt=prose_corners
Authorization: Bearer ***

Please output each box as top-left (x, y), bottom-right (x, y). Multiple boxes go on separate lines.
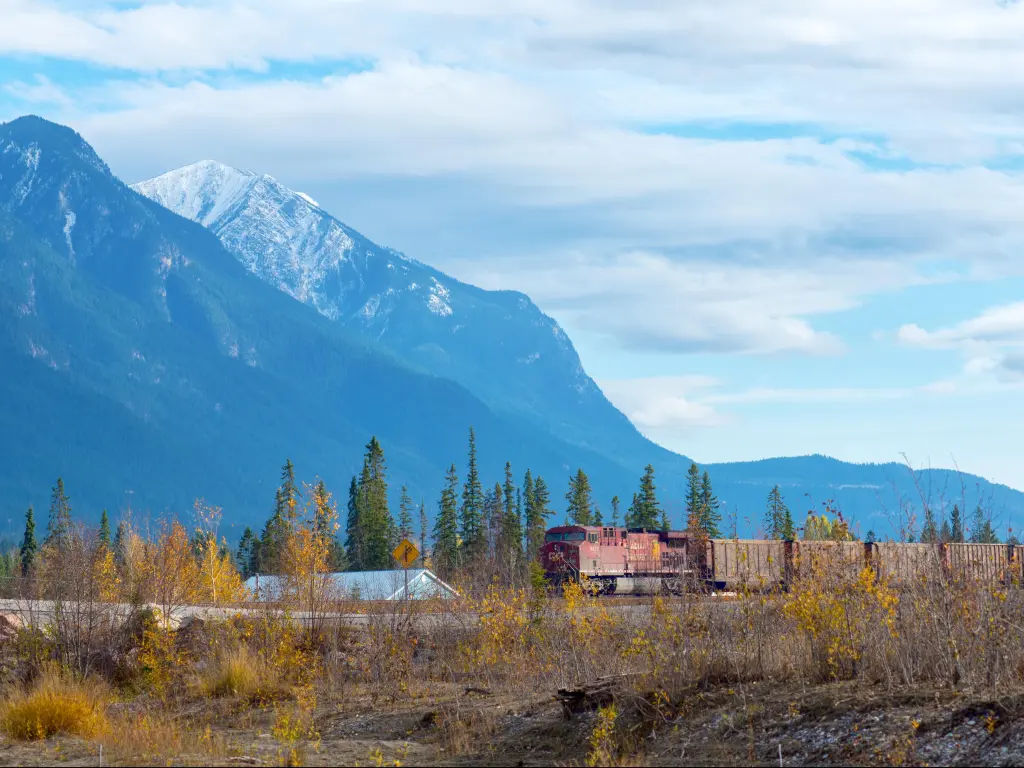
top-left (1, 114), bottom-right (1020, 539)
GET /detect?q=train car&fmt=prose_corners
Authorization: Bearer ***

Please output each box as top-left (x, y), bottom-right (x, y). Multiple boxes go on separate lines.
top-left (946, 543), bottom-right (1015, 584)
top-left (704, 539), bottom-right (787, 591)
top-left (868, 542), bottom-right (942, 587)
top-left (791, 541), bottom-right (866, 584)
top-left (538, 525), bottom-right (691, 594)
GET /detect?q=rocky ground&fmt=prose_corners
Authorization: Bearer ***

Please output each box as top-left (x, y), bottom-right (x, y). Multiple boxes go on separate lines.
top-left (4, 679), bottom-right (1024, 766)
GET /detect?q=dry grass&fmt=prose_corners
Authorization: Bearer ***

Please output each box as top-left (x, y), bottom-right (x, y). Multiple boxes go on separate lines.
top-left (194, 644), bottom-right (295, 704)
top-left (0, 668), bottom-right (109, 741)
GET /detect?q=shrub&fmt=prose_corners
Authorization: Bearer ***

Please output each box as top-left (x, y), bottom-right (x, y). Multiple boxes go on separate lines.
top-left (0, 669), bottom-right (108, 740)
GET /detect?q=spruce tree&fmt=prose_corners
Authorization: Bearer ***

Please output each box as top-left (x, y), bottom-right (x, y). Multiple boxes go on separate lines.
top-left (500, 462), bottom-right (522, 566)
top-left (345, 476), bottom-right (364, 571)
top-left (565, 469), bottom-right (593, 526)
top-left (279, 459), bottom-right (301, 522)
top-left (419, 501), bottom-right (429, 568)
top-left (20, 506), bottom-right (37, 577)
top-left (433, 464), bottom-right (460, 575)
top-left (939, 519), bottom-right (952, 544)
top-left (359, 437), bottom-right (393, 569)
top-left (113, 522), bottom-right (127, 567)
top-left (236, 528), bottom-right (256, 580)
top-left (950, 505), bottom-right (964, 543)
top-left (920, 507), bottom-right (939, 544)
top-left (526, 476), bottom-right (552, 561)
top-left (594, 506), bottom-right (604, 526)
top-left (685, 463), bottom-right (703, 535)
top-left (259, 486), bottom-right (288, 575)
top-left (698, 471), bottom-right (722, 538)
top-left (626, 493), bottom-right (640, 528)
top-left (865, 529), bottom-right (877, 544)
top-left (45, 477), bottom-right (72, 549)
top-left (460, 427), bottom-right (485, 562)
top-left (98, 509), bottom-right (111, 548)
top-left (398, 486), bottom-right (414, 542)
top-left (610, 496), bottom-right (620, 527)
top-left (634, 465), bottom-right (661, 529)
top-left (763, 486), bottom-right (792, 539)
top-left (660, 509), bottom-right (670, 533)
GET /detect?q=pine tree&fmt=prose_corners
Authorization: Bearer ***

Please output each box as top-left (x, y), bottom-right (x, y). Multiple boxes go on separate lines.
top-left (950, 504), bottom-right (964, 543)
top-left (565, 469), bottom-right (594, 526)
top-left (939, 519), bottom-right (952, 544)
top-left (685, 463), bottom-right (703, 535)
top-left (971, 505), bottom-right (999, 544)
top-left (920, 507), bottom-right (939, 543)
top-left (526, 475), bottom-right (552, 561)
top-left (45, 477), bottom-right (72, 549)
top-left (660, 509), bottom-right (670, 533)
top-left (359, 436), bottom-right (393, 570)
top-left (113, 522), bottom-right (127, 566)
top-left (763, 486), bottom-right (792, 539)
top-left (419, 501), bottom-right (429, 568)
top-left (626, 493), bottom-right (640, 528)
top-left (345, 476), bottom-right (364, 571)
top-left (500, 462), bottom-right (522, 567)
top-left (258, 485), bottom-right (288, 575)
top-left (20, 506), bottom-right (37, 577)
top-left (594, 506), bottom-right (604, 526)
top-left (433, 464), bottom-right (460, 575)
top-left (279, 459), bottom-right (301, 523)
top-left (98, 509), bottom-right (111, 548)
top-left (485, 484), bottom-right (503, 557)
top-left (698, 471), bottom-right (722, 538)
top-left (610, 496), bottom-right (620, 527)
top-left (460, 427), bottom-right (485, 562)
top-left (398, 486), bottom-right (414, 541)
top-left (865, 529), bottom-right (877, 544)
top-left (236, 528), bottom-right (257, 580)
top-left (631, 465), bottom-right (661, 530)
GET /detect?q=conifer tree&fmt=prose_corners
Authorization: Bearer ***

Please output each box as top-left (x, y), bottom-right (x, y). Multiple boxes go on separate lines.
top-left (685, 463), bottom-right (703, 535)
top-left (45, 477), bottom-right (72, 549)
top-left (626, 493), bottom-right (640, 528)
top-left (236, 528), bottom-right (257, 580)
top-left (433, 464), bottom-right (460, 575)
top-left (594, 506), bottom-right (604, 526)
top-left (460, 427), bottom-right (485, 562)
top-left (632, 465), bottom-right (661, 529)
top-left (345, 476), bottom-right (364, 571)
top-left (359, 437), bottom-right (393, 569)
top-left (970, 505), bottom-right (999, 544)
top-left (565, 469), bottom-right (594, 526)
top-left (661, 509), bottom-right (670, 533)
top-left (525, 475), bottom-right (552, 561)
top-left (485, 484), bottom-right (503, 557)
top-left (920, 507), bottom-right (939, 544)
top-left (419, 501), bottom-right (428, 568)
top-left (939, 519), bottom-right (952, 544)
top-left (113, 522), bottom-right (127, 567)
top-left (20, 506), bottom-right (37, 577)
top-left (98, 509), bottom-right (111, 549)
top-left (950, 504), bottom-right (964, 543)
top-left (610, 496), bottom-right (620, 527)
top-left (698, 470), bottom-right (722, 538)
top-left (865, 529), bottom-right (877, 544)
top-left (259, 489), bottom-right (288, 575)
top-left (279, 459), bottom-right (301, 522)
top-left (500, 462), bottom-right (522, 566)
top-left (763, 485), bottom-right (793, 539)
top-left (398, 486), bottom-right (414, 541)
top-left (312, 480), bottom-right (346, 571)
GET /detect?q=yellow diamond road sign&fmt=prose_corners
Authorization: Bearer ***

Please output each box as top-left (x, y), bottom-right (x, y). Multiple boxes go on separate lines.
top-left (392, 538), bottom-right (419, 568)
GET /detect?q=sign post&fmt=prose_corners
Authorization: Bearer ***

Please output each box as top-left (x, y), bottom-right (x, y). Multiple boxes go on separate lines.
top-left (392, 538), bottom-right (420, 604)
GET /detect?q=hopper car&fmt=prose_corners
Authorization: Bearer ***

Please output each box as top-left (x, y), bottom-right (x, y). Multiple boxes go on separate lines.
top-left (538, 525), bottom-right (1024, 594)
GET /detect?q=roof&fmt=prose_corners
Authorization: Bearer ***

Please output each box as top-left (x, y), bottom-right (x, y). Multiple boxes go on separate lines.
top-left (243, 569), bottom-right (458, 601)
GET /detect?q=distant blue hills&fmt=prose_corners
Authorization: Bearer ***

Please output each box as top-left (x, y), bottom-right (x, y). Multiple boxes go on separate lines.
top-left (0, 115), bottom-right (1018, 541)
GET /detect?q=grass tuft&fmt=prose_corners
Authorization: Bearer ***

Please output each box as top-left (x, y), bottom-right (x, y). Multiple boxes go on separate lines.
top-left (0, 669), bottom-right (108, 741)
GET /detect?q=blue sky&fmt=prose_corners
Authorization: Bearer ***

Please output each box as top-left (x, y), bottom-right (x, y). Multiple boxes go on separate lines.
top-left (2, 0), bottom-right (1023, 489)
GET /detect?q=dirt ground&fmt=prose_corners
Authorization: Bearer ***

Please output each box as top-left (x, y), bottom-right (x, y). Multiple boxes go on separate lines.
top-left (5, 680), bottom-right (1024, 766)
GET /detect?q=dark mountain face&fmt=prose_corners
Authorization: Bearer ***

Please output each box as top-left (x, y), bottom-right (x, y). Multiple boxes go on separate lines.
top-left (1, 116), bottom-right (1020, 539)
top-left (132, 162), bottom-right (688, 478)
top-left (0, 116), bottom-right (638, 533)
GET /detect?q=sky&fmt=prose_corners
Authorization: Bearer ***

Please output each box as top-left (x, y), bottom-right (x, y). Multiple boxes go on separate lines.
top-left (1, 0), bottom-right (1023, 489)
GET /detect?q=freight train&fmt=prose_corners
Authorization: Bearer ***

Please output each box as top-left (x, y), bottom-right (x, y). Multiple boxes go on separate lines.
top-left (538, 525), bottom-right (1024, 594)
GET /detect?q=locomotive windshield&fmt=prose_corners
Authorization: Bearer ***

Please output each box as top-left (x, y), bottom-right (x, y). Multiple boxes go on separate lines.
top-left (545, 533), bottom-right (564, 542)
top-left (564, 532), bottom-right (586, 541)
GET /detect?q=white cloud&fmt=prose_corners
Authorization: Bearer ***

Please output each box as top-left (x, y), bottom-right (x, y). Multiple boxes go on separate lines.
top-left (598, 376), bottom-right (725, 432)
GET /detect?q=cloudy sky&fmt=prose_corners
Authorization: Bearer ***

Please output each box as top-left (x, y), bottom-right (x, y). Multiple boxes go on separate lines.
top-left (2, 0), bottom-right (1023, 489)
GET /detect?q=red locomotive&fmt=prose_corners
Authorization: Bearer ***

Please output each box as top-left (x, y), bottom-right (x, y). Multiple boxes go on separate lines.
top-left (538, 525), bottom-right (692, 594)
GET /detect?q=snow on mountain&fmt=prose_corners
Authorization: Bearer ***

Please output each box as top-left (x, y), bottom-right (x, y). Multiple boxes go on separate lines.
top-left (133, 161), bottom-right (656, 464)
